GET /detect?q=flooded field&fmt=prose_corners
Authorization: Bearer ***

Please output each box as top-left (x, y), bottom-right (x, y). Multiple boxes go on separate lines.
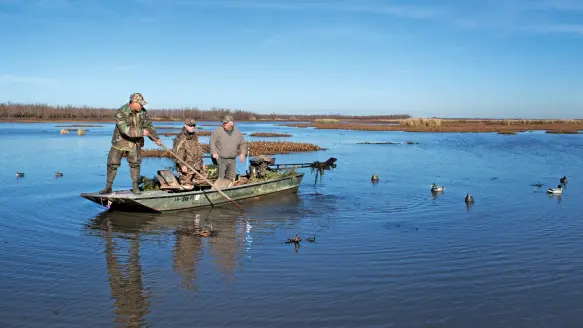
top-left (1, 122), bottom-right (582, 327)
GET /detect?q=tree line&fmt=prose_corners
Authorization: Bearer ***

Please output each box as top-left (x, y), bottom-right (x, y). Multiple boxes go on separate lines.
top-left (0, 102), bottom-right (410, 121)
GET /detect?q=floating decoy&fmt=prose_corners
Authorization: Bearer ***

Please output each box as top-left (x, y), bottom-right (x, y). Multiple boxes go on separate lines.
top-left (306, 236), bottom-right (316, 243)
top-left (465, 193), bottom-right (475, 203)
top-left (285, 234), bottom-right (302, 244)
top-left (547, 185), bottom-right (563, 194)
top-left (16, 172), bottom-right (24, 177)
top-left (560, 176), bottom-right (567, 184)
top-left (371, 174), bottom-right (379, 181)
top-left (55, 172), bottom-right (63, 177)
top-left (431, 183), bottom-right (445, 192)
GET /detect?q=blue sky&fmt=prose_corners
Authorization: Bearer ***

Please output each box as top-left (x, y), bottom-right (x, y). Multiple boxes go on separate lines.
top-left (1, 0), bottom-right (582, 118)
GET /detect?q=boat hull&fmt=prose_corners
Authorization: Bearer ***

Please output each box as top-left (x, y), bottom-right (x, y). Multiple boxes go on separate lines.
top-left (80, 173), bottom-right (304, 212)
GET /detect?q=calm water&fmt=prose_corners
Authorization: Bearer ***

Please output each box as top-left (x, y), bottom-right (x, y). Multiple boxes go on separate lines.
top-left (1, 122), bottom-right (582, 328)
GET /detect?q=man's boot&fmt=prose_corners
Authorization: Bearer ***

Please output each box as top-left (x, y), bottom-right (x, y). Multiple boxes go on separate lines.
top-left (99, 168), bottom-right (117, 194)
top-left (130, 167), bottom-right (142, 195)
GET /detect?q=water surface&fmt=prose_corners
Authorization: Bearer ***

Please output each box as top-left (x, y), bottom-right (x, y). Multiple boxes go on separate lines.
top-left (1, 122), bottom-right (582, 327)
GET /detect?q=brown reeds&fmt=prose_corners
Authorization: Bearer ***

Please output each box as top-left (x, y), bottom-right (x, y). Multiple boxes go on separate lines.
top-left (281, 118), bottom-right (583, 133)
top-left (140, 141), bottom-right (324, 158)
top-left (399, 117), bottom-right (443, 127)
top-left (249, 132), bottom-right (292, 137)
top-left (314, 119), bottom-right (339, 124)
top-left (154, 126), bottom-right (182, 130)
top-left (160, 131), bottom-right (211, 137)
top-left (498, 131), bottom-right (517, 135)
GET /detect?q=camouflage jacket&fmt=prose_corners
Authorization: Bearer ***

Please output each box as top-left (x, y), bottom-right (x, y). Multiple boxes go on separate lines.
top-left (110, 104), bottom-right (159, 149)
top-left (173, 128), bottom-right (204, 170)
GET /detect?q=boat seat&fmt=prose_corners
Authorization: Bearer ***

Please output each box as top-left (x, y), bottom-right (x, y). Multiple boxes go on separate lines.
top-left (157, 170), bottom-right (182, 190)
top-left (211, 178), bottom-right (234, 190)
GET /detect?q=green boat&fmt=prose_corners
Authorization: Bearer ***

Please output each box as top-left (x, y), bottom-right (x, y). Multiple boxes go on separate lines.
top-left (80, 157), bottom-right (336, 213)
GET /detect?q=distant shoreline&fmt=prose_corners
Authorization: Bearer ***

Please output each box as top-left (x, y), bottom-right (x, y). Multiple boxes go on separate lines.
top-left (3, 118), bottom-right (582, 134)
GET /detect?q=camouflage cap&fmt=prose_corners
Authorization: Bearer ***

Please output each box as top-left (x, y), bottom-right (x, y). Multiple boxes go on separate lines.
top-left (184, 118), bottom-right (196, 126)
top-left (222, 115), bottom-right (234, 123)
top-left (129, 93), bottom-right (148, 106)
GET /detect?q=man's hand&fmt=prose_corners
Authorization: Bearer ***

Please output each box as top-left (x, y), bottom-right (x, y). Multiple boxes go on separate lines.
top-left (212, 153), bottom-right (218, 159)
top-left (239, 153), bottom-right (245, 163)
top-left (181, 165), bottom-right (187, 173)
top-left (155, 139), bottom-right (162, 146)
top-left (143, 129), bottom-right (150, 136)
top-left (202, 164), bottom-right (206, 171)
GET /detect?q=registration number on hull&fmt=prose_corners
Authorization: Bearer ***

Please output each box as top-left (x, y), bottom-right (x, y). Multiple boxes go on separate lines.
top-left (173, 194), bottom-right (201, 203)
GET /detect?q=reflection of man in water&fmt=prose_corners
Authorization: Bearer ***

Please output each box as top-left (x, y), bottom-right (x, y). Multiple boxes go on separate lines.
top-left (173, 221), bottom-right (204, 290)
top-left (208, 217), bottom-right (244, 279)
top-left (105, 227), bottom-right (150, 327)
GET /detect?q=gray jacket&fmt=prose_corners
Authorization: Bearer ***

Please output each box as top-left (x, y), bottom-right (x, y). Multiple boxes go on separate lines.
top-left (210, 126), bottom-right (247, 158)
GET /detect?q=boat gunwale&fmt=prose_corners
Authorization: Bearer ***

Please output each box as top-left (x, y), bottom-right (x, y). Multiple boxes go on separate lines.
top-left (80, 172), bottom-right (305, 200)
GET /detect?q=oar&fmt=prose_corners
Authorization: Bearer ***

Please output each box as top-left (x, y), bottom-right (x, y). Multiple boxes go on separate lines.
top-left (159, 143), bottom-right (245, 213)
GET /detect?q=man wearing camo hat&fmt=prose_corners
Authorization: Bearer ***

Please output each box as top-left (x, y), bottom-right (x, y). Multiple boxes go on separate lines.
top-left (210, 115), bottom-right (247, 180)
top-left (172, 118), bottom-right (206, 186)
top-left (99, 92), bottom-right (162, 195)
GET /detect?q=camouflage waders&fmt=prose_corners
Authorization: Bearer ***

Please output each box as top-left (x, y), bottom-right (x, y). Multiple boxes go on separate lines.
top-left (101, 145), bottom-right (142, 194)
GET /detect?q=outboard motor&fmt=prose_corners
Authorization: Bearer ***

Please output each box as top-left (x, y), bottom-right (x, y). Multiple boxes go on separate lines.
top-left (248, 155), bottom-right (275, 178)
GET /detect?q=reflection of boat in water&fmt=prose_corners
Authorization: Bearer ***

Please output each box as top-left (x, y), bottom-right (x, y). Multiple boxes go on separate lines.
top-left (84, 192), bottom-right (304, 326)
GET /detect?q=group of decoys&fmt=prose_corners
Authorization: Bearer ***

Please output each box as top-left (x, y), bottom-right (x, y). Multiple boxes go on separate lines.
top-left (540, 176), bottom-right (567, 194)
top-left (284, 234), bottom-right (316, 244)
top-left (16, 172), bottom-right (63, 178)
top-left (370, 174), bottom-right (568, 203)
top-left (429, 183), bottom-right (474, 203)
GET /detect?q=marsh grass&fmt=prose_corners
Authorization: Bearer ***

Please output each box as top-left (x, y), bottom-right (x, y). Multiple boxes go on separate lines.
top-left (141, 141), bottom-right (324, 158)
top-left (399, 117), bottom-right (443, 127)
top-left (160, 131), bottom-right (211, 137)
top-left (249, 132), bottom-right (292, 137)
top-left (314, 119), bottom-right (339, 124)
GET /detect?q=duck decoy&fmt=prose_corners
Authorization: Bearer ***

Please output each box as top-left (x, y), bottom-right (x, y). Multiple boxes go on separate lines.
top-left (547, 185), bottom-right (563, 194)
top-left (371, 174), bottom-right (379, 181)
top-left (285, 234), bottom-right (302, 244)
top-left (431, 183), bottom-right (445, 192)
top-left (465, 193), bottom-right (474, 203)
top-left (306, 236), bottom-right (316, 243)
top-left (55, 172), bottom-right (63, 177)
top-left (16, 172), bottom-right (24, 178)
top-left (560, 176), bottom-right (567, 184)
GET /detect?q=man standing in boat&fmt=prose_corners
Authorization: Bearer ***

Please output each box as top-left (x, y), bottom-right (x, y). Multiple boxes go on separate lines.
top-left (99, 92), bottom-right (162, 195)
top-left (210, 115), bottom-right (247, 181)
top-left (173, 118), bottom-right (207, 187)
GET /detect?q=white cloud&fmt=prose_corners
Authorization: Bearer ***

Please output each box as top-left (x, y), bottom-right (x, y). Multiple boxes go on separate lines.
top-left (526, 24), bottom-right (583, 35)
top-left (169, 0), bottom-right (446, 20)
top-left (0, 74), bottom-right (56, 83)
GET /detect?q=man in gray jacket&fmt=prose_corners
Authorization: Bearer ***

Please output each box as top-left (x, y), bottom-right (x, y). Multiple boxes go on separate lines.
top-left (210, 115), bottom-right (248, 180)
